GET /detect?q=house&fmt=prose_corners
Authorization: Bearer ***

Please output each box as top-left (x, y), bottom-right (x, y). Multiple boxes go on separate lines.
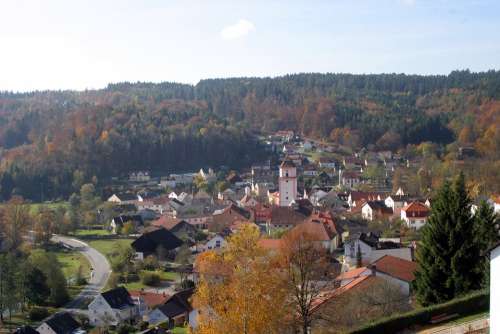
top-left (147, 288), bottom-right (195, 328)
top-left (344, 232), bottom-right (412, 267)
top-left (303, 165), bottom-right (319, 177)
top-left (137, 209), bottom-right (158, 221)
top-left (130, 290), bottom-right (170, 316)
top-left (107, 193), bottom-right (141, 204)
top-left (14, 326), bottom-right (39, 334)
top-left (491, 195), bottom-right (500, 214)
top-left (384, 194), bottom-right (411, 211)
top-left (290, 211), bottom-right (342, 252)
top-left (88, 287), bottom-right (139, 326)
top-left (370, 255), bottom-right (417, 296)
top-left (490, 242), bottom-right (500, 333)
top-left (361, 201), bottom-right (393, 221)
top-left (37, 312), bottom-right (82, 334)
top-left (198, 168), bottom-right (216, 183)
top-left (340, 170), bottom-right (361, 189)
top-left (343, 157), bottom-right (364, 169)
top-left (258, 238), bottom-right (283, 253)
top-left (110, 215), bottom-right (144, 234)
top-left (347, 191), bottom-right (386, 209)
top-left (318, 157), bottom-right (336, 169)
top-left (239, 193), bottom-right (260, 208)
top-left (302, 140), bottom-right (313, 151)
top-left (131, 228), bottom-right (184, 260)
top-left (401, 202), bottom-right (430, 229)
top-left (203, 234), bottom-right (227, 251)
top-left (211, 204), bottom-right (252, 232)
top-left (129, 171), bottom-right (151, 182)
top-left (308, 189), bottom-right (329, 206)
top-left (266, 205), bottom-right (310, 230)
top-left (152, 218), bottom-right (199, 241)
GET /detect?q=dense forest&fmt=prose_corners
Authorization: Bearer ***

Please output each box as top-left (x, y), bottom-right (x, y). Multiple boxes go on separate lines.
top-left (0, 70), bottom-right (499, 201)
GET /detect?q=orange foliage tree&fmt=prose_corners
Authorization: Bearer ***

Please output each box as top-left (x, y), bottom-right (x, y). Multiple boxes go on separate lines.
top-left (192, 224), bottom-right (289, 334)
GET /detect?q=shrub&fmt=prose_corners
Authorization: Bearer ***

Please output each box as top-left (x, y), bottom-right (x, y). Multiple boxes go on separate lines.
top-left (142, 272), bottom-right (161, 286)
top-left (116, 323), bottom-right (135, 334)
top-left (143, 255), bottom-right (159, 270)
top-left (350, 290), bottom-right (489, 334)
top-left (28, 307), bottom-right (49, 321)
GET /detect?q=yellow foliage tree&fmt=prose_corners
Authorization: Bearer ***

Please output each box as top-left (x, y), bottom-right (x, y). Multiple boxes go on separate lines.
top-left (192, 224), bottom-right (289, 334)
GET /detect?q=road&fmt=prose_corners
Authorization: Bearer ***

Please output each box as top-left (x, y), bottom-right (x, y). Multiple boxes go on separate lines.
top-left (52, 235), bottom-right (111, 311)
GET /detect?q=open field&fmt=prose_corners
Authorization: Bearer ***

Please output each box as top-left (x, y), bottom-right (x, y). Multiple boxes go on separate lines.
top-left (87, 238), bottom-right (134, 261)
top-left (49, 247), bottom-right (91, 298)
top-left (74, 228), bottom-right (111, 237)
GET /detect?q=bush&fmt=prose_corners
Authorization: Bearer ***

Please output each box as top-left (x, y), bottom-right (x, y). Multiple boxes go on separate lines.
top-left (143, 255), bottom-right (159, 270)
top-left (116, 324), bottom-right (135, 334)
top-left (350, 290), bottom-right (489, 334)
top-left (142, 272), bottom-right (161, 286)
top-left (28, 307), bottom-right (49, 321)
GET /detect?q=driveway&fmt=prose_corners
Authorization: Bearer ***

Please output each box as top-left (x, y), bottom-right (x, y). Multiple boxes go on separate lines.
top-left (52, 235), bottom-right (111, 311)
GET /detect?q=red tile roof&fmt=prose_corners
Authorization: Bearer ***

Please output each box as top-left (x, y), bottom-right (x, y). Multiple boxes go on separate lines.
top-left (336, 267), bottom-right (368, 281)
top-left (402, 201), bottom-right (430, 218)
top-left (130, 290), bottom-right (170, 308)
top-left (372, 255), bottom-right (417, 282)
top-left (258, 239), bottom-right (283, 251)
top-left (152, 215), bottom-right (180, 230)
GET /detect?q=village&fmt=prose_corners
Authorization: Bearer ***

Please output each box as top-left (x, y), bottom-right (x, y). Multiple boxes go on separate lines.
top-left (21, 130), bottom-right (499, 334)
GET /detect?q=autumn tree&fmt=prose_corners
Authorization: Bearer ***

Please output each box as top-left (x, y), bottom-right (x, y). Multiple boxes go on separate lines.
top-left (192, 224), bottom-right (288, 334)
top-left (279, 229), bottom-right (330, 334)
top-left (0, 196), bottom-right (31, 252)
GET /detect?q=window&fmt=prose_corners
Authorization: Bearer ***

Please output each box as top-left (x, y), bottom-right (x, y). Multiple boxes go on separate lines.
top-left (285, 172), bottom-right (289, 177)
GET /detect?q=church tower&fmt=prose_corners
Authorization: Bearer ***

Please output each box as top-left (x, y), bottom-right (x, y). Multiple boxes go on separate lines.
top-left (279, 157), bottom-right (297, 206)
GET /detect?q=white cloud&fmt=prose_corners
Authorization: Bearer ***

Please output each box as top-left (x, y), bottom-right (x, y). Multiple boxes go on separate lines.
top-left (220, 19), bottom-right (255, 40)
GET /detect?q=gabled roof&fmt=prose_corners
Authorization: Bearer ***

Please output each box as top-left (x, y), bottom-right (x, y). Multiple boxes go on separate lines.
top-left (14, 326), bottom-right (39, 334)
top-left (280, 157), bottom-right (296, 168)
top-left (131, 228), bottom-right (183, 254)
top-left (258, 238), bottom-right (283, 250)
top-left (101, 286), bottom-right (135, 309)
top-left (372, 255), bottom-right (417, 282)
top-left (43, 312), bottom-right (80, 334)
top-left (336, 267), bottom-right (368, 281)
top-left (402, 201), bottom-right (430, 217)
top-left (157, 288), bottom-right (194, 318)
top-left (130, 290), bottom-right (170, 308)
top-left (363, 201), bottom-right (393, 214)
top-left (269, 207), bottom-right (308, 226)
top-left (115, 193), bottom-right (137, 201)
top-left (112, 215), bottom-right (144, 226)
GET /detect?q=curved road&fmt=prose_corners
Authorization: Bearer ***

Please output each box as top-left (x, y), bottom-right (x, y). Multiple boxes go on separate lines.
top-left (52, 235), bottom-right (111, 310)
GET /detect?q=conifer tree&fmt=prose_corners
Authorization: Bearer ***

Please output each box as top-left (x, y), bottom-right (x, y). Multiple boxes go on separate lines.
top-left (356, 244), bottom-right (363, 268)
top-left (474, 200), bottom-right (499, 286)
top-left (414, 173), bottom-right (482, 306)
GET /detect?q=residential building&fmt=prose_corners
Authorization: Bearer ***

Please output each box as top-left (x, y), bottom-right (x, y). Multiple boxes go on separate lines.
top-left (147, 289), bottom-right (196, 328)
top-left (204, 234), bottom-right (227, 251)
top-left (88, 287), bottom-right (139, 326)
top-left (131, 228), bottom-right (183, 260)
top-left (37, 313), bottom-right (82, 334)
top-left (361, 201), bottom-right (393, 221)
top-left (401, 202), bottom-right (431, 229)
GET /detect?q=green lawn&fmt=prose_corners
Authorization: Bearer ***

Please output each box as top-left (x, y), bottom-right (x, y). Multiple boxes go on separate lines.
top-left (120, 270), bottom-right (180, 291)
top-left (50, 248), bottom-right (91, 298)
top-left (28, 201), bottom-right (69, 215)
top-left (74, 228), bottom-right (111, 237)
top-left (87, 238), bottom-right (134, 261)
top-left (171, 326), bottom-right (188, 334)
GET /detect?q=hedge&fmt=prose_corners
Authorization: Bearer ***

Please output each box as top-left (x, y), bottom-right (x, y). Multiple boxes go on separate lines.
top-left (350, 290), bottom-right (489, 334)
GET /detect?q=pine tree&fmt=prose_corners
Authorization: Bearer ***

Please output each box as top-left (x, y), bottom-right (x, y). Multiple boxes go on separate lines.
top-left (414, 181), bottom-right (455, 305)
top-left (448, 173), bottom-right (482, 295)
top-left (474, 200), bottom-right (499, 286)
top-left (414, 173), bottom-right (483, 306)
top-left (356, 244), bottom-right (363, 268)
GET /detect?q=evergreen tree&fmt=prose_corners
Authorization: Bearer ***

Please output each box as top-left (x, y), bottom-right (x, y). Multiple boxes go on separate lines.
top-left (414, 173), bottom-right (482, 306)
top-left (474, 200), bottom-right (499, 286)
top-left (356, 244), bottom-right (363, 268)
top-left (414, 181), bottom-right (455, 305)
top-left (448, 173), bottom-right (482, 295)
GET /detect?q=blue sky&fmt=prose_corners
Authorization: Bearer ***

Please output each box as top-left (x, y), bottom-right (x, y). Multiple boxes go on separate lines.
top-left (0, 0), bottom-right (499, 91)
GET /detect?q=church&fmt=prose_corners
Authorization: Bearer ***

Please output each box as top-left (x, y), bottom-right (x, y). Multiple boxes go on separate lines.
top-left (279, 157), bottom-right (298, 206)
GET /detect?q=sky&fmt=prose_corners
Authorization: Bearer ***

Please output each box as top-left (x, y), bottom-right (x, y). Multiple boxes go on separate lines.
top-left (0, 0), bottom-right (499, 91)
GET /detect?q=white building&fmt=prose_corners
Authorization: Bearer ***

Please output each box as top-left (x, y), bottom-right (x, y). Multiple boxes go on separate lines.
top-left (37, 313), bottom-right (83, 334)
top-left (88, 287), bottom-right (139, 326)
top-left (279, 158), bottom-right (297, 207)
top-left (204, 234), bottom-right (227, 251)
top-left (491, 242), bottom-right (500, 333)
top-left (400, 202), bottom-right (430, 230)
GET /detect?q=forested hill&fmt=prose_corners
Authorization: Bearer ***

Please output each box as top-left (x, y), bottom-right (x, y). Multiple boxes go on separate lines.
top-left (0, 70), bottom-right (499, 200)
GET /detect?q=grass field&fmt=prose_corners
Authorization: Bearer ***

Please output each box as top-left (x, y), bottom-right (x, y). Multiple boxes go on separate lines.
top-left (74, 228), bottom-right (111, 237)
top-left (87, 238), bottom-right (134, 261)
top-left (28, 201), bottom-right (69, 215)
top-left (50, 248), bottom-right (91, 298)
top-left (121, 270), bottom-right (180, 291)
top-left (171, 326), bottom-right (188, 334)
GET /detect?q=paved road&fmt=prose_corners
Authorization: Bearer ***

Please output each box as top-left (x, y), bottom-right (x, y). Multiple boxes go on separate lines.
top-left (52, 235), bottom-right (111, 311)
